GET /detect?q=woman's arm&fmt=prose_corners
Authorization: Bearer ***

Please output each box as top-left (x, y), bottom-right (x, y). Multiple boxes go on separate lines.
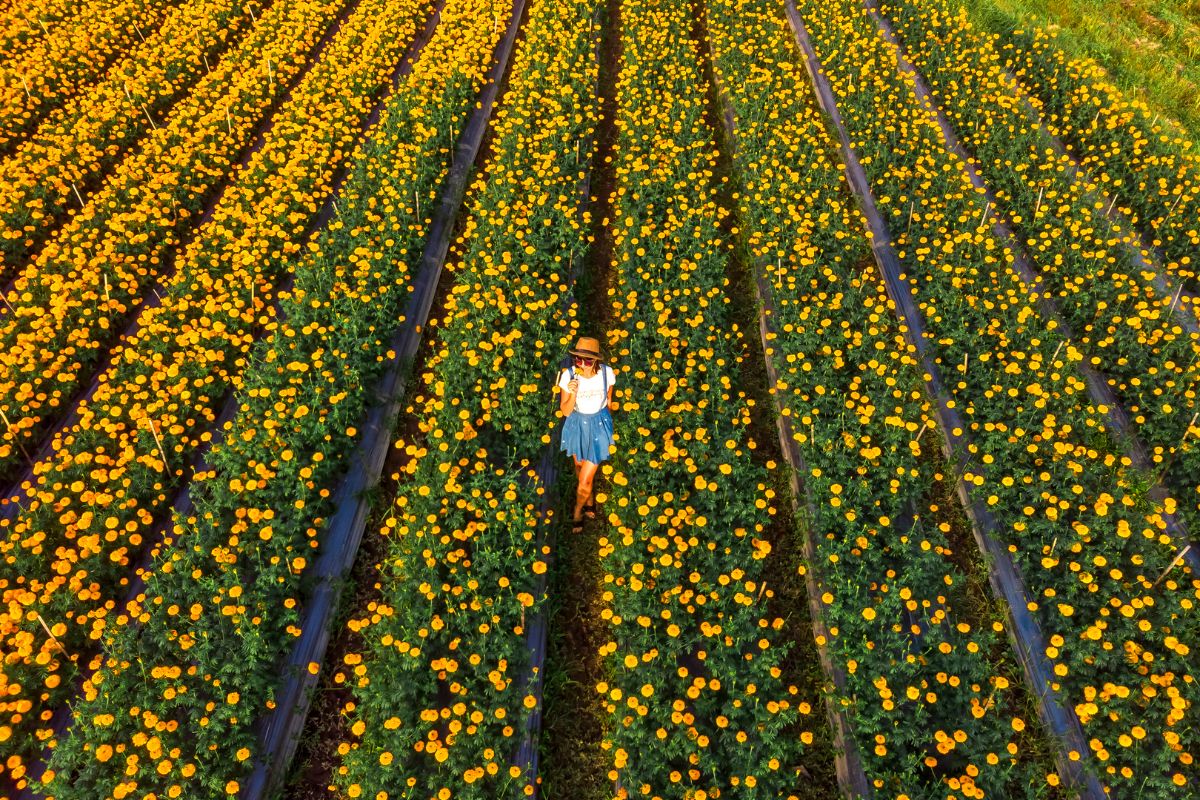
top-left (558, 372), bottom-right (578, 416)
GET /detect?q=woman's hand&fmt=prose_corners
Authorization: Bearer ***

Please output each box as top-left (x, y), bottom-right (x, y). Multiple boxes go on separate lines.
top-left (567, 378), bottom-right (579, 394)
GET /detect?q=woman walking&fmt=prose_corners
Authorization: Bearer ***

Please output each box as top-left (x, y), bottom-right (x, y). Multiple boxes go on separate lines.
top-left (557, 336), bottom-right (616, 532)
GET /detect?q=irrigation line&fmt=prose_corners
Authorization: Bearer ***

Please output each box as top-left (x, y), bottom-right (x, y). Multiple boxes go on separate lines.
top-left (782, 2), bottom-right (1107, 796)
top-left (0, 0), bottom-right (371, 516)
top-left (863, 0), bottom-right (1200, 576)
top-left (240, 1), bottom-right (529, 795)
top-left (699, 12), bottom-right (869, 799)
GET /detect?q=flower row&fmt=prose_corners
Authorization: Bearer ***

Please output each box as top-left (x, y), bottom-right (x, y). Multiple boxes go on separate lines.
top-left (0, 0), bottom-right (431, 788)
top-left (39, 0), bottom-right (521, 794)
top-left (877, 0), bottom-right (1200, 538)
top-left (0, 0), bottom-right (352, 489)
top-left (992, 19), bottom-right (1199, 286)
top-left (333, 1), bottom-right (603, 796)
top-left (0, 0), bottom-right (89, 67)
top-left (592, 0), bottom-right (822, 793)
top-left (0, 0), bottom-right (175, 150)
top-left (797, 0), bottom-right (1199, 794)
top-left (0, 0), bottom-right (266, 277)
top-left (707, 0), bottom-right (1056, 796)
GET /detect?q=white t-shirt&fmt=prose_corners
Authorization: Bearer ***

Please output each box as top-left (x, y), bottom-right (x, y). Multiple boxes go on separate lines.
top-left (557, 365), bottom-right (616, 415)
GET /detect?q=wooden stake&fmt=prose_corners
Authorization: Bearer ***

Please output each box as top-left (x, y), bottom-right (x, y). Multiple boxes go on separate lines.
top-left (144, 418), bottom-right (170, 470)
top-left (0, 408), bottom-right (31, 461)
top-left (977, 201), bottom-right (990, 231)
top-left (70, 181), bottom-right (85, 208)
top-left (1034, 185), bottom-right (1045, 219)
top-left (19, 74), bottom-right (31, 102)
top-left (914, 420), bottom-right (929, 442)
top-left (1151, 545), bottom-right (1191, 590)
top-left (36, 612), bottom-right (65, 654)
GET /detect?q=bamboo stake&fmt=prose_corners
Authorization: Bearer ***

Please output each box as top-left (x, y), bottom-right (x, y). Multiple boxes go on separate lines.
top-left (913, 420), bottom-right (929, 443)
top-left (1151, 545), bottom-right (1191, 591)
top-left (1034, 185), bottom-right (1045, 219)
top-left (144, 418), bottom-right (170, 470)
top-left (20, 74), bottom-right (31, 102)
top-left (0, 407), bottom-right (31, 461)
top-left (977, 200), bottom-right (990, 231)
top-left (1169, 284), bottom-right (1183, 317)
top-left (1163, 190), bottom-right (1186, 221)
top-left (70, 181), bottom-right (85, 208)
top-left (35, 612), bottom-right (65, 653)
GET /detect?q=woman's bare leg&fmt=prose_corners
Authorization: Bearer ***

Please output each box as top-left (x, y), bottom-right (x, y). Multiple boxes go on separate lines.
top-left (573, 460), bottom-right (599, 522)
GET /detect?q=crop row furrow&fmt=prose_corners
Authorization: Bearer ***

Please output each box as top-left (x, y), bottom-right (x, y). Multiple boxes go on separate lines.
top-left (785, 2), bottom-right (1103, 796)
top-left (0, 0), bottom-right (270, 279)
top-left (0, 0), bottom-right (89, 69)
top-left (989, 22), bottom-right (1200, 292)
top-left (0, 0), bottom-right (431, 789)
top-left (590, 0), bottom-right (824, 792)
top-left (0, 0), bottom-right (180, 152)
top-left (333, 0), bottom-right (606, 794)
top-left (793, 0), bottom-right (1200, 794)
top-left (40, 0), bottom-right (528, 796)
top-left (873, 0), bottom-right (1200, 565)
top-left (0, 0), bottom-right (358, 494)
top-left (708, 0), bottom-right (1063, 797)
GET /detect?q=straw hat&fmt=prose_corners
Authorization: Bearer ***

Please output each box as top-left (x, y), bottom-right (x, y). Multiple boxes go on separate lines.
top-left (568, 336), bottom-right (603, 360)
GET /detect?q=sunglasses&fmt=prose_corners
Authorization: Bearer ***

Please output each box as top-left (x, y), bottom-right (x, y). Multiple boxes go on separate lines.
top-left (574, 356), bottom-right (596, 366)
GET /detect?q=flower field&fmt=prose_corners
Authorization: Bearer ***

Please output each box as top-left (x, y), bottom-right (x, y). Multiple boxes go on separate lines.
top-left (0, 0), bottom-right (266, 275)
top-left (0, 0), bottom-right (1196, 797)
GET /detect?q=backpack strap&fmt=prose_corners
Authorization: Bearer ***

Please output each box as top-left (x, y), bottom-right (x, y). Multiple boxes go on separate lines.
top-left (601, 364), bottom-right (608, 408)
